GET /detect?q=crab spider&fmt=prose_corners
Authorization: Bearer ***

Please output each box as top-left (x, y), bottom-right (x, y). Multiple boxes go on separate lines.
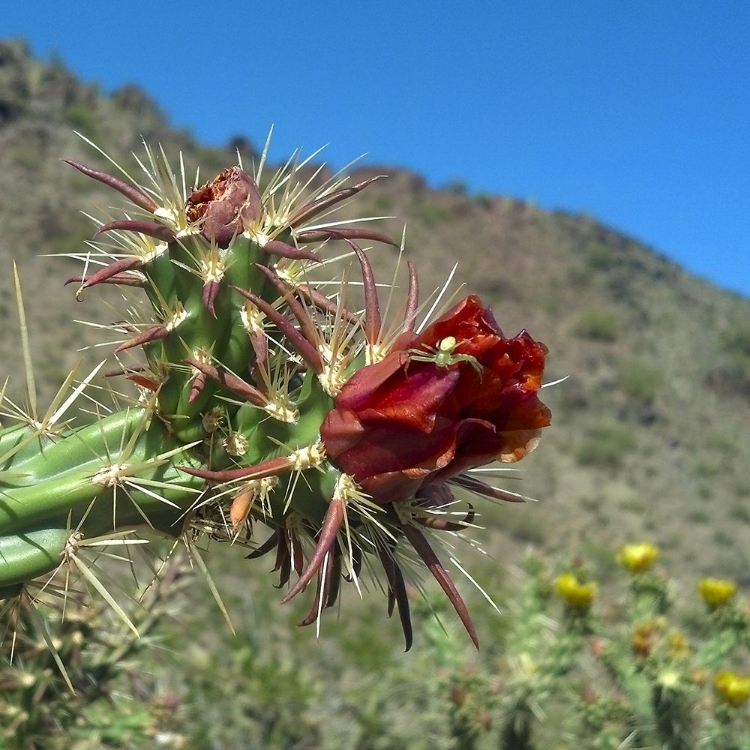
top-left (406, 336), bottom-right (483, 376)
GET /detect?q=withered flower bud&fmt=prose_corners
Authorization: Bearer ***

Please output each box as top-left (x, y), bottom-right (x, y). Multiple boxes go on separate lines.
top-left (185, 167), bottom-right (263, 248)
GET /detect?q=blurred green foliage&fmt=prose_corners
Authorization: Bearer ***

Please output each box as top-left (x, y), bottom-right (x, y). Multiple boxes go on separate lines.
top-left (617, 359), bottom-right (662, 403)
top-left (5, 545), bottom-right (750, 749)
top-left (576, 421), bottom-right (637, 469)
top-left (573, 309), bottom-right (620, 342)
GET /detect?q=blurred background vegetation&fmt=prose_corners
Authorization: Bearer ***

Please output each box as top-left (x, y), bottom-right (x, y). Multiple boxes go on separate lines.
top-left (2, 39), bottom-right (750, 747)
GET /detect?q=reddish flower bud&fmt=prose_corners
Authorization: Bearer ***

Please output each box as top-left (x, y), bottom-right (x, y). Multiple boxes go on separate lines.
top-left (321, 295), bottom-right (551, 504)
top-left (185, 167), bottom-right (263, 248)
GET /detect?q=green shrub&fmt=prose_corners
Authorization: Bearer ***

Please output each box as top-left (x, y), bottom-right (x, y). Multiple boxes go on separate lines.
top-left (61, 103), bottom-right (97, 137)
top-left (716, 323), bottom-right (750, 388)
top-left (443, 180), bottom-right (467, 196)
top-left (573, 308), bottom-right (619, 342)
top-left (576, 421), bottom-right (637, 468)
top-left (416, 201), bottom-right (452, 225)
top-left (729, 503), bottom-right (750, 524)
top-left (721, 323), bottom-right (750, 359)
top-left (713, 529), bottom-right (734, 547)
top-left (583, 242), bottom-right (619, 271)
top-left (693, 460), bottom-right (721, 478)
top-left (502, 507), bottom-right (546, 544)
top-left (617, 360), bottom-right (662, 402)
top-left (687, 509), bottom-right (710, 524)
top-left (474, 194), bottom-right (493, 209)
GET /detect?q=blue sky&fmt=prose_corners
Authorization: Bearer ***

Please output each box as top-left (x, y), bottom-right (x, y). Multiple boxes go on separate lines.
top-left (6, 2), bottom-right (750, 296)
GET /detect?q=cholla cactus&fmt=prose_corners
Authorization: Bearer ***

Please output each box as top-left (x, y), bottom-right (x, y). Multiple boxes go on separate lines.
top-left (1, 555), bottom-right (191, 747)
top-left (0, 136), bottom-right (550, 649)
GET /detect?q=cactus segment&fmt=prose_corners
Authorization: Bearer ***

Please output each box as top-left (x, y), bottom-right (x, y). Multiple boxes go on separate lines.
top-left (0, 527), bottom-right (71, 588)
top-left (1, 137), bottom-right (551, 649)
top-left (0, 413), bottom-right (202, 537)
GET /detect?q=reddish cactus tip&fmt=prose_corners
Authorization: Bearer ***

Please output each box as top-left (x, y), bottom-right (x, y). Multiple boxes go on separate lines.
top-left (188, 371), bottom-right (207, 403)
top-left (202, 280), bottom-right (221, 319)
top-left (451, 475), bottom-right (531, 503)
top-left (287, 175), bottom-right (386, 228)
top-left (248, 329), bottom-right (270, 388)
top-left (404, 261), bottom-right (419, 333)
top-left (270, 532), bottom-right (303, 588)
top-left (62, 159), bottom-right (160, 214)
top-left (347, 241), bottom-right (381, 347)
top-left (281, 497), bottom-right (345, 605)
top-left (274, 537), bottom-right (293, 588)
top-left (114, 324), bottom-right (169, 353)
top-left (296, 283), bottom-right (359, 324)
top-left (65, 272), bottom-right (145, 289)
top-left (297, 555), bottom-right (341, 627)
top-left (344, 544), bottom-right (363, 583)
top-left (246, 530), bottom-right (281, 560)
top-left (71, 256), bottom-right (144, 293)
top-left (95, 219), bottom-right (176, 243)
top-left (178, 456), bottom-right (294, 483)
top-left (127, 373), bottom-right (160, 392)
top-left (260, 239), bottom-right (321, 263)
top-left (104, 364), bottom-right (147, 378)
top-left (378, 546), bottom-right (413, 651)
top-left (253, 265), bottom-right (319, 351)
top-left (417, 505), bottom-right (475, 532)
top-left (183, 357), bottom-right (269, 408)
top-left (296, 227), bottom-right (399, 248)
top-left (230, 287), bottom-right (324, 375)
top-left (402, 523), bottom-right (479, 649)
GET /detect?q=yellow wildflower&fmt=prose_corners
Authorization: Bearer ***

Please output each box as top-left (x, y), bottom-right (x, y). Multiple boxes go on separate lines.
top-left (715, 671), bottom-right (750, 707)
top-left (698, 578), bottom-right (737, 608)
top-left (618, 542), bottom-right (660, 573)
top-left (556, 573), bottom-right (597, 612)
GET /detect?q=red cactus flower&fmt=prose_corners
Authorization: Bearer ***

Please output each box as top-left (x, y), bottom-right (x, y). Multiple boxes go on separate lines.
top-left (321, 295), bottom-right (551, 504)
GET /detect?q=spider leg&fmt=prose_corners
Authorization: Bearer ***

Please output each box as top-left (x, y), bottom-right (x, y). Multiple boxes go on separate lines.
top-left (460, 354), bottom-right (484, 379)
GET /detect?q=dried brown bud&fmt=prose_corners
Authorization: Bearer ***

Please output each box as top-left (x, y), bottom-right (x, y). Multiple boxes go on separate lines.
top-left (185, 167), bottom-right (263, 248)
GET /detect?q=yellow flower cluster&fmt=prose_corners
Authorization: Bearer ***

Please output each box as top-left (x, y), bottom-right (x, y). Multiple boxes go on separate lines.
top-left (556, 573), bottom-right (597, 612)
top-left (617, 542), bottom-right (660, 573)
top-left (715, 671), bottom-right (750, 707)
top-left (698, 578), bottom-right (737, 608)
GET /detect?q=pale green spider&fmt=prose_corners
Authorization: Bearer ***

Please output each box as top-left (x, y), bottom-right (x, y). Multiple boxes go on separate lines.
top-left (406, 336), bottom-right (483, 376)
